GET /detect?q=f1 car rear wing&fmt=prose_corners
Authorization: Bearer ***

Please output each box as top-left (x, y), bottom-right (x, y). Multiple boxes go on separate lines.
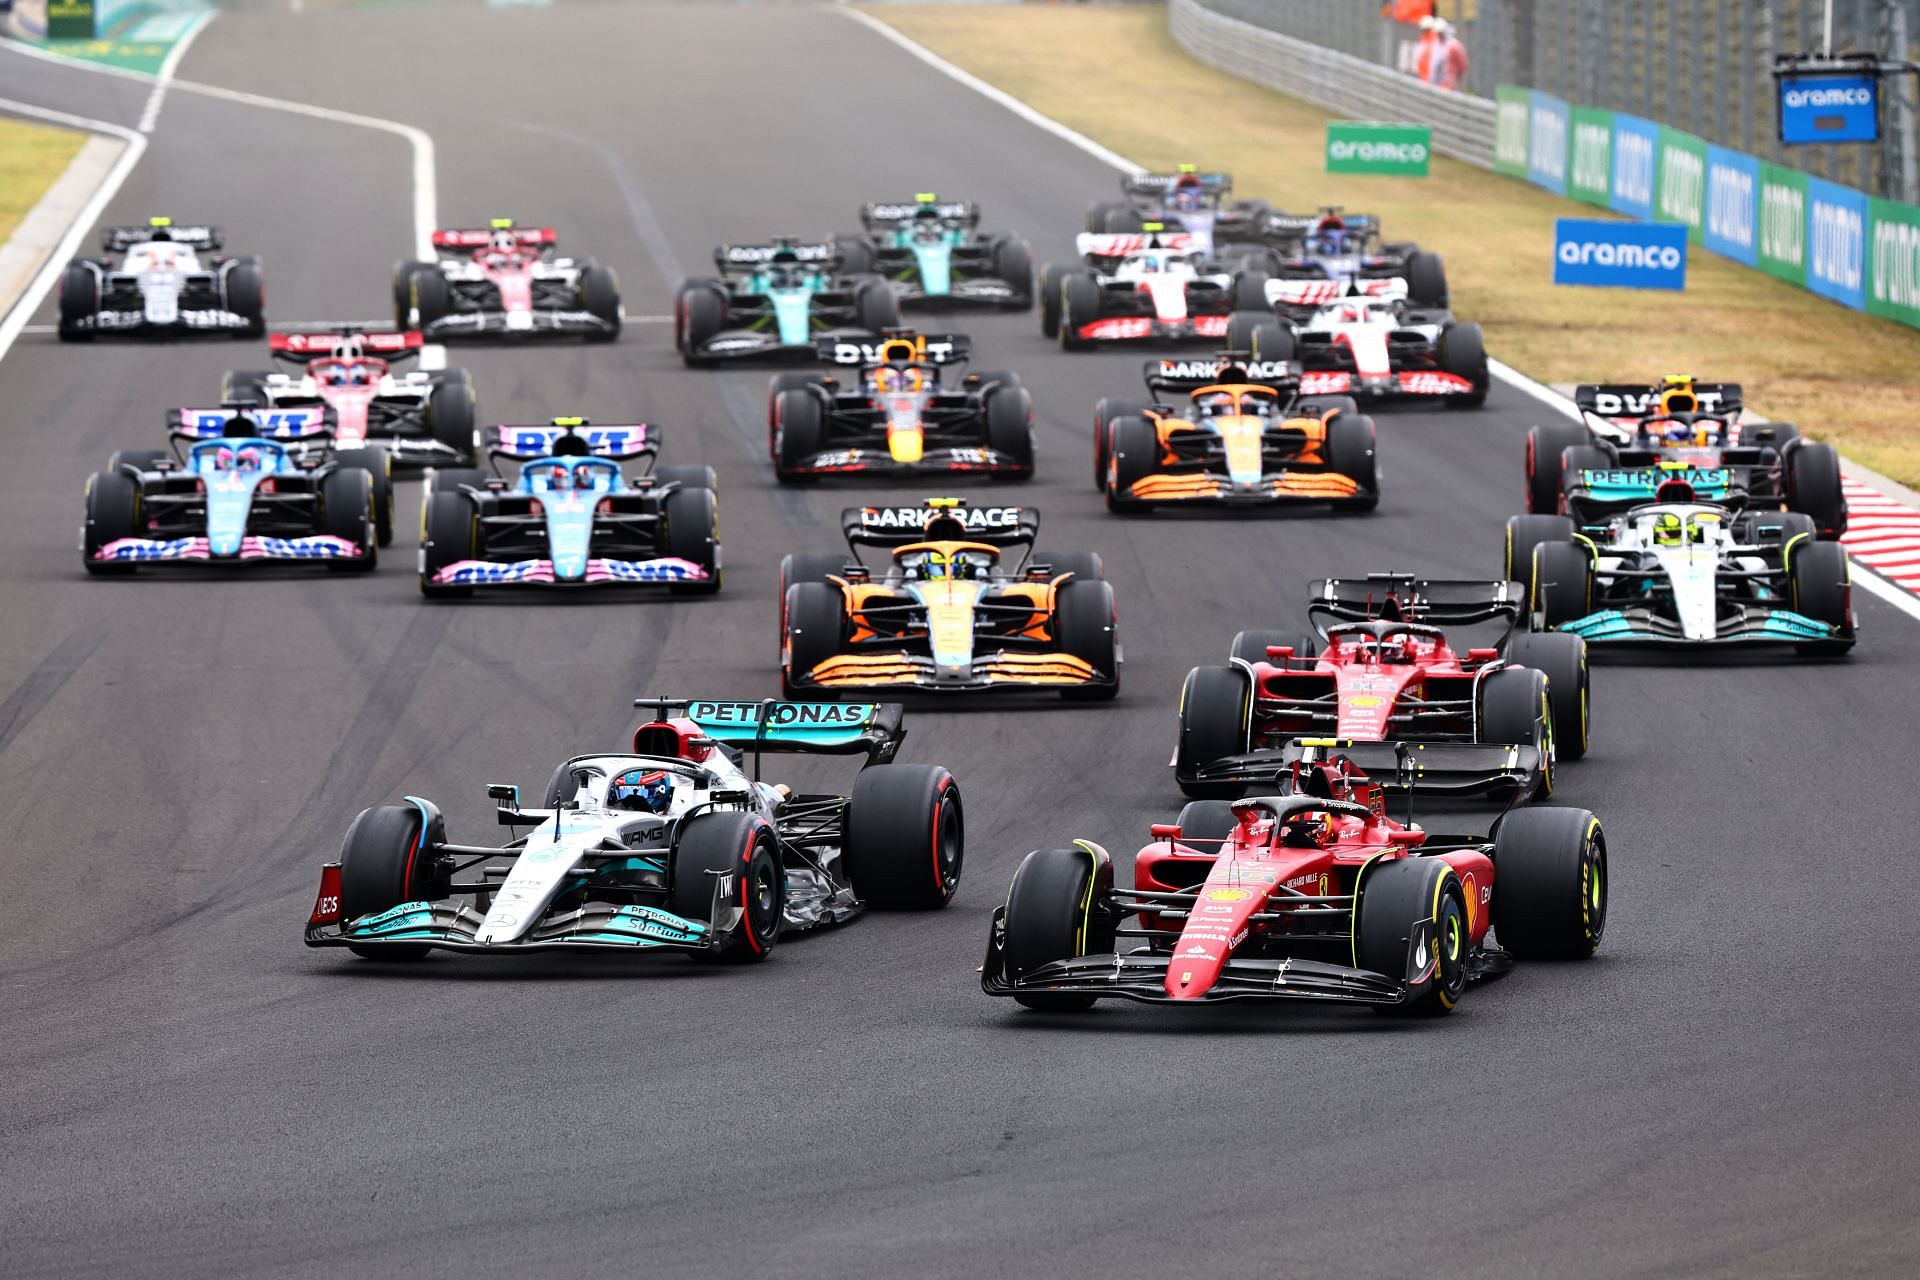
top-left (815, 332), bottom-right (970, 367)
top-left (488, 421), bottom-right (656, 462)
top-left (841, 499), bottom-right (1039, 549)
top-left (1306, 575), bottom-right (1526, 632)
top-left (431, 225), bottom-right (556, 249)
top-left (1076, 230), bottom-right (1200, 262)
top-left (102, 222), bottom-right (221, 252)
top-left (1188, 737), bottom-right (1544, 803)
top-left (1144, 356), bottom-right (1298, 397)
top-left (1122, 170), bottom-right (1232, 196)
top-left (861, 198), bottom-right (980, 229)
top-left (173, 406), bottom-right (330, 441)
top-left (639, 698), bottom-right (907, 766)
top-left (1573, 382), bottom-right (1742, 421)
top-left (269, 330), bottom-right (425, 363)
top-left (715, 240), bottom-right (838, 273)
top-left (1264, 209), bottom-right (1383, 242)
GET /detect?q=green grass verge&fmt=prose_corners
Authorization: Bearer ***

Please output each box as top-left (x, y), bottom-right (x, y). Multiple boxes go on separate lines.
top-left (867, 3), bottom-right (1920, 486)
top-left (0, 117), bottom-right (87, 248)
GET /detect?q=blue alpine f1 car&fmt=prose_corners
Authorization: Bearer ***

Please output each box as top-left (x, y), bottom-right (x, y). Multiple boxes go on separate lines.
top-left (673, 238), bottom-right (900, 365)
top-left (834, 196), bottom-right (1034, 310)
top-left (417, 418), bottom-right (721, 597)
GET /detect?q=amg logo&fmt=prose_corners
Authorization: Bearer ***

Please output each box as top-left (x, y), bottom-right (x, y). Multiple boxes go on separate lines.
top-left (860, 505), bottom-right (1020, 530)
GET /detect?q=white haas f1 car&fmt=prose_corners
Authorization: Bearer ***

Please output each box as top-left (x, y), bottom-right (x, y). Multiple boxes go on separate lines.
top-left (1084, 168), bottom-right (1278, 259)
top-left (304, 698), bottom-right (962, 962)
top-left (393, 220), bottom-right (621, 341)
top-left (58, 218), bottom-right (264, 341)
top-left (221, 331), bottom-right (478, 471)
top-left (1039, 227), bottom-right (1269, 350)
top-left (1242, 279), bottom-right (1489, 408)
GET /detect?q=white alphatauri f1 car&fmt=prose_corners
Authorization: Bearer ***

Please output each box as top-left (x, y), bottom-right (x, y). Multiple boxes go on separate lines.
top-left (58, 218), bottom-right (264, 341)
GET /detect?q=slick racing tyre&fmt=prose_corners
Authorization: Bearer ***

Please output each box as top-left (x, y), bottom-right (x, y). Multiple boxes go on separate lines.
top-left (1001, 845), bottom-right (1116, 1011)
top-left (844, 763), bottom-right (963, 910)
top-left (423, 467), bottom-right (489, 499)
top-left (419, 489), bottom-right (477, 598)
top-left (1248, 321), bottom-right (1297, 364)
top-left (82, 469), bottom-right (139, 575)
top-left (1038, 263), bottom-right (1063, 338)
top-left (1228, 630), bottom-right (1317, 667)
top-left (1788, 537), bottom-right (1855, 656)
top-left (772, 387), bottom-right (824, 484)
top-left (1530, 540), bottom-right (1595, 628)
top-left (579, 264), bottom-right (622, 342)
top-left (833, 234), bottom-right (876, 277)
top-left (1785, 441), bottom-right (1847, 538)
top-left (1504, 514), bottom-right (1576, 584)
top-left (1056, 578), bottom-right (1119, 702)
top-left (1092, 398), bottom-right (1148, 492)
top-left (1325, 411), bottom-right (1379, 513)
top-left (1231, 271), bottom-right (1272, 311)
top-left (782, 582), bottom-right (846, 699)
top-left (1477, 666), bottom-right (1553, 795)
top-left (767, 373), bottom-right (828, 456)
top-left (655, 464), bottom-right (719, 493)
top-left (1175, 664), bottom-right (1252, 800)
top-left (673, 812), bottom-right (782, 963)
top-left (1355, 857), bottom-right (1467, 1015)
top-left (983, 384), bottom-right (1035, 481)
top-left (1029, 549), bottom-right (1103, 583)
top-left (105, 448), bottom-right (169, 474)
top-left (221, 369), bottom-right (275, 404)
top-left (1085, 199), bottom-right (1130, 233)
top-left (1405, 250), bottom-right (1449, 307)
top-left (675, 278), bottom-right (727, 366)
top-left (1224, 309), bottom-right (1272, 355)
top-left (1105, 415), bottom-right (1158, 514)
top-left (1438, 322), bottom-right (1488, 408)
top-left (1058, 272), bottom-right (1101, 351)
top-left (332, 448), bottom-right (394, 548)
top-left (1492, 807), bottom-right (1606, 960)
top-left (779, 552), bottom-right (851, 645)
top-left (1734, 510), bottom-right (1817, 549)
top-left (223, 257), bottom-right (266, 338)
top-left (392, 259), bottom-right (430, 327)
top-left (1524, 422), bottom-right (1589, 514)
top-left (339, 803), bottom-right (450, 960)
top-left (1505, 632), bottom-right (1590, 761)
top-left (320, 465), bottom-right (379, 572)
top-left (991, 235), bottom-right (1036, 307)
top-left (58, 262), bottom-right (97, 341)
top-left (411, 269), bottom-right (451, 330)
top-left (854, 276), bottom-right (901, 331)
top-left (663, 483), bottom-right (722, 596)
top-left (1173, 800), bottom-right (1238, 849)
top-left (429, 379), bottom-right (478, 460)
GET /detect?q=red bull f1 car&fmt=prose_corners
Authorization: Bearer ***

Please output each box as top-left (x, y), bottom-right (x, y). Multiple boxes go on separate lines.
top-left (766, 331), bottom-right (1034, 483)
top-left (834, 196), bottom-right (1034, 309)
top-left (392, 220), bottom-right (621, 341)
top-left (982, 739), bottom-right (1606, 1013)
top-left (1095, 355), bottom-right (1379, 513)
top-left (57, 218), bottom-right (264, 341)
top-left (305, 698), bottom-right (961, 962)
top-left (1524, 377), bottom-right (1847, 538)
top-left (221, 330), bottom-right (478, 471)
top-left (1174, 575), bottom-right (1589, 800)
top-left (418, 419), bottom-right (719, 598)
top-left (780, 499), bottom-right (1118, 700)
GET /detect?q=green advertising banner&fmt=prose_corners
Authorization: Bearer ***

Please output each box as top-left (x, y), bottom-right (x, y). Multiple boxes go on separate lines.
top-left (1757, 162), bottom-right (1809, 286)
top-left (1325, 123), bottom-right (1432, 176)
top-left (45, 0), bottom-right (93, 39)
top-left (1655, 127), bottom-right (1708, 242)
top-left (1868, 197), bottom-right (1920, 329)
top-left (1568, 106), bottom-right (1614, 208)
top-left (1495, 86), bottom-right (1530, 178)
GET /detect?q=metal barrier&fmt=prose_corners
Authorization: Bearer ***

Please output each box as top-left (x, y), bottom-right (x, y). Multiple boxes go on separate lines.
top-left (1168, 0), bottom-right (1498, 168)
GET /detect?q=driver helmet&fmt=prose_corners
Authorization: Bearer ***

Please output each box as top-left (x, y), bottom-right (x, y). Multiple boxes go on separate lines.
top-left (489, 229), bottom-right (520, 254)
top-left (610, 768), bottom-right (674, 813)
top-left (875, 364), bottom-right (925, 394)
top-left (1167, 174), bottom-right (1205, 214)
top-left (543, 463), bottom-right (574, 490)
top-left (1308, 215), bottom-right (1350, 257)
top-left (911, 204), bottom-right (945, 236)
top-left (1652, 511), bottom-right (1688, 546)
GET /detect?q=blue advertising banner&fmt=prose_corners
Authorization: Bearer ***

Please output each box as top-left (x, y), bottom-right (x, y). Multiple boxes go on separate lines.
top-left (1703, 145), bottom-right (1761, 266)
top-left (1610, 113), bottom-right (1659, 220)
top-left (1779, 72), bottom-right (1878, 144)
top-left (1553, 218), bottom-right (1689, 291)
top-left (1806, 177), bottom-right (1870, 309)
top-left (1528, 90), bottom-right (1569, 196)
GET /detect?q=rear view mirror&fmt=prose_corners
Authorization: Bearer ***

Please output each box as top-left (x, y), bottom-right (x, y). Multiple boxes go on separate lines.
top-left (487, 783), bottom-right (521, 805)
top-left (1149, 823), bottom-right (1182, 841)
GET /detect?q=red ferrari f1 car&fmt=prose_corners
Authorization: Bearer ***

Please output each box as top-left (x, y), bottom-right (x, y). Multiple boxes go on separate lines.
top-left (983, 740), bottom-right (1607, 1014)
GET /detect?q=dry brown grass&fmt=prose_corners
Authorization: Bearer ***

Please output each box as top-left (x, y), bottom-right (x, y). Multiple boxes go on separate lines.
top-left (0, 117), bottom-right (85, 247)
top-left (868, 3), bottom-right (1920, 485)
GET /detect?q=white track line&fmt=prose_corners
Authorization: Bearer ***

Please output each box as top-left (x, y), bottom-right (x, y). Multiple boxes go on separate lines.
top-left (830, 6), bottom-right (1920, 629)
top-left (136, 11), bottom-right (213, 134)
top-left (1, 33), bottom-right (437, 258)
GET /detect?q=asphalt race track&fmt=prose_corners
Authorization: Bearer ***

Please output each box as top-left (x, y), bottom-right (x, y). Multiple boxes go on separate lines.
top-left (3, 5), bottom-right (1918, 1276)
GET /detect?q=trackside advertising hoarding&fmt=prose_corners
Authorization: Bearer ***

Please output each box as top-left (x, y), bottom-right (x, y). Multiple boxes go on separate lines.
top-left (1609, 114), bottom-right (1659, 220)
top-left (1553, 218), bottom-right (1688, 290)
top-left (1527, 91), bottom-right (1570, 195)
top-left (1325, 123), bottom-right (1432, 176)
top-left (1807, 176), bottom-right (1869, 310)
top-left (1656, 128), bottom-right (1708, 242)
top-left (1568, 107), bottom-right (1613, 208)
top-left (1868, 197), bottom-right (1920, 327)
top-left (1758, 163), bottom-right (1809, 285)
top-left (1703, 145), bottom-right (1760, 266)
top-left (1495, 86), bottom-right (1530, 178)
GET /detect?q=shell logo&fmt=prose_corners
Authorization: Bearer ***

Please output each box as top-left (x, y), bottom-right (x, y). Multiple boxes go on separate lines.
top-left (1205, 887), bottom-right (1253, 903)
top-left (1346, 695), bottom-right (1384, 708)
top-left (1460, 872), bottom-right (1479, 933)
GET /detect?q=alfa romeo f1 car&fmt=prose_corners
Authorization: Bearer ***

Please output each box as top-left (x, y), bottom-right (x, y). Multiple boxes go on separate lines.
top-left (1245, 285), bottom-right (1488, 407)
top-left (1259, 208), bottom-right (1450, 307)
top-left (392, 220), bottom-right (621, 341)
top-left (82, 409), bottom-right (378, 574)
top-left (1084, 167), bottom-right (1277, 258)
top-left (834, 196), bottom-right (1034, 309)
top-left (1095, 355), bottom-right (1378, 513)
top-left (983, 739), bottom-right (1605, 1013)
top-left (305, 698), bottom-right (962, 961)
top-left (57, 218), bottom-right (264, 341)
top-left (780, 499), bottom-right (1118, 700)
top-left (675, 238), bottom-right (899, 365)
top-left (1524, 377), bottom-right (1847, 537)
top-left (1174, 575), bottom-right (1589, 800)
top-left (766, 332), bottom-right (1034, 483)
top-left (222, 330), bottom-right (478, 473)
top-left (1506, 504), bottom-right (1855, 655)
top-left (1040, 227), bottom-right (1269, 349)
top-left (418, 418), bottom-right (720, 598)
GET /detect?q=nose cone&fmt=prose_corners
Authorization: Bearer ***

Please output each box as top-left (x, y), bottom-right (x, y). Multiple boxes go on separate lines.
top-left (888, 426), bottom-right (925, 464)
